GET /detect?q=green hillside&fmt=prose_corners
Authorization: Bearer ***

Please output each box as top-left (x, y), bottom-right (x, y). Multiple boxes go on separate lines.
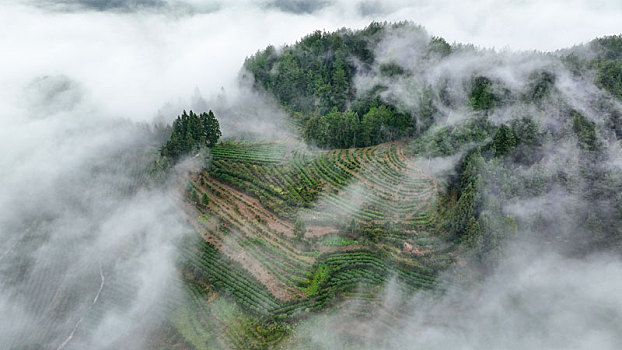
top-left (159, 140), bottom-right (452, 349)
top-left (156, 23), bottom-right (622, 349)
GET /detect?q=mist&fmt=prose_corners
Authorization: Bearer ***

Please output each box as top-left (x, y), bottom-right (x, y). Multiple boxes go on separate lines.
top-left (2, 0), bottom-right (622, 349)
top-left (288, 244), bottom-right (622, 350)
top-left (0, 74), bottom-right (190, 349)
top-left (3, 0), bottom-right (621, 124)
top-left (285, 16), bottom-right (622, 350)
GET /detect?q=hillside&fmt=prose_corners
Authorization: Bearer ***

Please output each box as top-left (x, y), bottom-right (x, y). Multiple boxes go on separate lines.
top-left (163, 140), bottom-right (452, 349)
top-left (157, 22), bottom-right (622, 350)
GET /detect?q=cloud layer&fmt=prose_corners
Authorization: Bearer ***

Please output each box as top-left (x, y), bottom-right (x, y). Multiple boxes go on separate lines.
top-left (3, 1), bottom-right (621, 124)
top-left (1, 0), bottom-right (621, 348)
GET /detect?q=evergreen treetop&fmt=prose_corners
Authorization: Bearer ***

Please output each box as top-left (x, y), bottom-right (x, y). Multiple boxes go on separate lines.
top-left (161, 110), bottom-right (221, 161)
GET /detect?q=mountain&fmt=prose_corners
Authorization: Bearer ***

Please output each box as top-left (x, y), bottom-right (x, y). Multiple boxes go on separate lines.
top-left (157, 22), bottom-right (622, 349)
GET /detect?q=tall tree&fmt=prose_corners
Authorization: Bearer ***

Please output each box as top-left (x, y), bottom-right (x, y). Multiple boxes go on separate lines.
top-left (304, 116), bottom-right (329, 147)
top-left (201, 110), bottom-right (222, 147)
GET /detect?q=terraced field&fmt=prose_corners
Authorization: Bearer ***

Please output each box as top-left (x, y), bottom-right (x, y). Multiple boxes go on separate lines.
top-left (165, 141), bottom-right (456, 349)
top-left (208, 141), bottom-right (437, 225)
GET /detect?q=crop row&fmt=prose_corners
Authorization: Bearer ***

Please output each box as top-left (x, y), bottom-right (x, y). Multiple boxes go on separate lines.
top-left (211, 143), bottom-right (286, 164)
top-left (208, 141), bottom-right (436, 226)
top-left (182, 241), bottom-right (281, 317)
top-left (194, 177), bottom-right (315, 290)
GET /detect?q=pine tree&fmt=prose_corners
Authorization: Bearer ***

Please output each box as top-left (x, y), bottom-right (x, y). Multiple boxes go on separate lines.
top-left (463, 217), bottom-right (482, 248)
top-left (470, 77), bottom-right (496, 111)
top-left (492, 124), bottom-right (517, 156)
top-left (361, 106), bottom-right (391, 146)
top-left (160, 109), bottom-right (222, 161)
top-left (304, 116), bottom-right (329, 147)
top-left (201, 110), bottom-right (222, 147)
top-left (347, 218), bottom-right (357, 236)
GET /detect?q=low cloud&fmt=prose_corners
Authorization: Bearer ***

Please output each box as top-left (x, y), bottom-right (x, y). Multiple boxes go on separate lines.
top-left (291, 245), bottom-right (622, 350)
top-left (1, 1), bottom-right (621, 349)
top-left (0, 74), bottom-right (189, 349)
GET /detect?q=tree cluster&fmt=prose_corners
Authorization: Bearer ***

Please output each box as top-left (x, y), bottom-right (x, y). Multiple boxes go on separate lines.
top-left (243, 22), bottom-right (386, 115)
top-left (303, 105), bottom-right (414, 148)
top-left (244, 22), bottom-right (441, 149)
top-left (160, 110), bottom-right (221, 161)
top-left (566, 35), bottom-right (622, 102)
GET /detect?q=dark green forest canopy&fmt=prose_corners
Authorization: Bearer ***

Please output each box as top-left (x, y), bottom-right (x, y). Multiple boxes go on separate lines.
top-left (243, 21), bottom-right (384, 114)
top-left (244, 23), bottom-right (622, 150)
top-left (242, 23), bottom-right (622, 259)
top-left (243, 22), bottom-right (427, 148)
top-left (160, 110), bottom-right (221, 161)
top-left (566, 35), bottom-right (622, 101)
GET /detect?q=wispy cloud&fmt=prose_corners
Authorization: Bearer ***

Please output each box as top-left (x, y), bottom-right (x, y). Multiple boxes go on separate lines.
top-left (1, 1), bottom-right (621, 348)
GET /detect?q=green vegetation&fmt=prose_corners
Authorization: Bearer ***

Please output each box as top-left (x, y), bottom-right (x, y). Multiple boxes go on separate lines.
top-left (595, 59), bottom-right (622, 100)
top-left (491, 124), bottom-right (517, 156)
top-left (243, 22), bottom-right (384, 115)
top-left (591, 36), bottom-right (622, 100)
top-left (409, 116), bottom-right (494, 157)
top-left (294, 216), bottom-right (306, 240)
top-left (158, 25), bottom-right (622, 350)
top-left (208, 142), bottom-right (438, 225)
top-left (301, 105), bottom-right (414, 148)
top-left (572, 111), bottom-right (599, 151)
top-left (244, 22), bottom-right (443, 149)
top-left (469, 76), bottom-right (498, 111)
top-left (163, 140), bottom-right (449, 349)
top-left (160, 110), bottom-right (221, 160)
top-left (319, 236), bottom-right (358, 246)
top-left (563, 35), bottom-right (622, 103)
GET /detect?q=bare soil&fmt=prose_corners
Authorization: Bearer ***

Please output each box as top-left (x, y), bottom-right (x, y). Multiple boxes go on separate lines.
top-left (305, 224), bottom-right (338, 237)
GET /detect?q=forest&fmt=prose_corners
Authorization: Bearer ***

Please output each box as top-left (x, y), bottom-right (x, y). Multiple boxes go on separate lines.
top-left (243, 22), bottom-right (436, 148)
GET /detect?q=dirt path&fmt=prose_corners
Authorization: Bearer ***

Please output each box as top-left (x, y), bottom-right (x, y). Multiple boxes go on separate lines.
top-left (180, 199), bottom-right (298, 301)
top-left (198, 174), bottom-right (294, 235)
top-left (305, 224), bottom-right (338, 237)
top-left (218, 233), bottom-right (296, 301)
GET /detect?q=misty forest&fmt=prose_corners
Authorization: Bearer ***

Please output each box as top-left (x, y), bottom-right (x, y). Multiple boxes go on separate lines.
top-left (2, 2), bottom-right (622, 350)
